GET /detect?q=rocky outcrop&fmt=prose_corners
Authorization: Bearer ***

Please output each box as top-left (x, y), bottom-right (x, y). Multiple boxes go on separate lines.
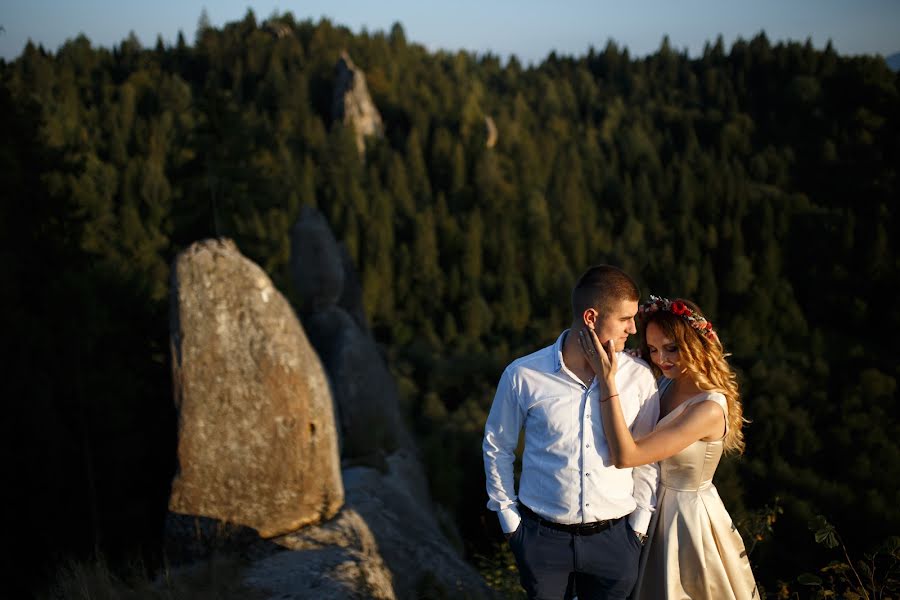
top-left (290, 206), bottom-right (411, 460)
top-left (289, 207), bottom-right (347, 314)
top-left (341, 457), bottom-right (492, 599)
top-left (165, 231), bottom-right (494, 599)
top-left (244, 509), bottom-right (396, 600)
top-left (332, 50), bottom-right (384, 156)
top-left (485, 115), bottom-right (498, 148)
top-left (168, 238), bottom-right (343, 539)
top-left (290, 207), bottom-right (494, 599)
top-left (263, 21), bottom-right (292, 39)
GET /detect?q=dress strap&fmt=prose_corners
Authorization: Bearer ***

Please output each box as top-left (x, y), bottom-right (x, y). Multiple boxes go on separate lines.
top-left (693, 391), bottom-right (728, 433)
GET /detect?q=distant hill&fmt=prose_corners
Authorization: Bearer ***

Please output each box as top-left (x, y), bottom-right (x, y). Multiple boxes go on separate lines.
top-left (887, 52), bottom-right (900, 72)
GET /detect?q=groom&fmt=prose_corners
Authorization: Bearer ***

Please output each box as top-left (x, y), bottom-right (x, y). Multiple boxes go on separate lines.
top-left (483, 264), bottom-right (659, 599)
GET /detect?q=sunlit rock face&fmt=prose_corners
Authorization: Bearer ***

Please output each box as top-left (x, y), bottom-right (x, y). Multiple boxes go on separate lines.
top-left (168, 238), bottom-right (343, 539)
top-left (332, 50), bottom-right (385, 156)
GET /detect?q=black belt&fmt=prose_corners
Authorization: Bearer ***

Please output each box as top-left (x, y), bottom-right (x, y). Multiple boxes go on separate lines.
top-left (518, 502), bottom-right (623, 536)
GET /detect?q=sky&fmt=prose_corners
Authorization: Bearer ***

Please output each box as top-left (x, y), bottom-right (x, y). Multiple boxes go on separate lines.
top-left (2, 0), bottom-right (899, 65)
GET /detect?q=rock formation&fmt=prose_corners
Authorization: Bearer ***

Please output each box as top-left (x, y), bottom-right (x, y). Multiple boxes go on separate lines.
top-left (263, 21), bottom-right (292, 39)
top-left (290, 205), bottom-right (411, 460)
top-left (168, 238), bottom-right (343, 539)
top-left (244, 509), bottom-right (395, 599)
top-left (485, 115), bottom-right (498, 148)
top-left (289, 206), bottom-right (494, 598)
top-left (164, 230), bottom-right (494, 599)
top-left (332, 50), bottom-right (384, 157)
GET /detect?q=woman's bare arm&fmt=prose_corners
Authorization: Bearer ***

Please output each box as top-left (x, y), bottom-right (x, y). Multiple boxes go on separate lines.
top-left (578, 328), bottom-right (725, 468)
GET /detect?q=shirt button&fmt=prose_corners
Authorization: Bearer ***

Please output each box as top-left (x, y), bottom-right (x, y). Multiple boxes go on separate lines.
top-left (586, 444), bottom-right (591, 448)
top-left (586, 473), bottom-right (591, 477)
top-left (586, 503), bottom-right (591, 507)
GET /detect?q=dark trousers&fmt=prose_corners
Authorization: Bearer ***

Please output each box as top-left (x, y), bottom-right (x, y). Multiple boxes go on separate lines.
top-left (508, 508), bottom-right (642, 600)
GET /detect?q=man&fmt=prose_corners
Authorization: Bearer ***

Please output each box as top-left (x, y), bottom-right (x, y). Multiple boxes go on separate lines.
top-left (483, 265), bottom-right (659, 600)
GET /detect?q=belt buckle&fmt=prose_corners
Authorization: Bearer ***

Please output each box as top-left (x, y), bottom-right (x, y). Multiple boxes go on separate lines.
top-left (588, 518), bottom-right (611, 535)
top-left (576, 520), bottom-right (599, 535)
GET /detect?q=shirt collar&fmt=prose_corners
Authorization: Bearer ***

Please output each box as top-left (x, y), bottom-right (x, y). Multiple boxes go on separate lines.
top-left (553, 330), bottom-right (570, 373)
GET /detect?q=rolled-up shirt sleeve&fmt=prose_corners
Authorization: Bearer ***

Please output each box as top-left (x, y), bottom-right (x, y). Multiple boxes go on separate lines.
top-left (483, 368), bottom-right (525, 533)
top-left (628, 383), bottom-right (660, 535)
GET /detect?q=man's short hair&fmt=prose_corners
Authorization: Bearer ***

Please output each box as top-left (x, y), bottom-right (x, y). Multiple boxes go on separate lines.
top-left (571, 264), bottom-right (640, 320)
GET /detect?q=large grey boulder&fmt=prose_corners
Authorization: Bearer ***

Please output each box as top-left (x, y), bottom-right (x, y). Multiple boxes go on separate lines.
top-left (242, 459), bottom-right (493, 600)
top-left (343, 456), bottom-right (493, 599)
top-left (244, 509), bottom-right (396, 600)
top-left (168, 238), bottom-right (343, 539)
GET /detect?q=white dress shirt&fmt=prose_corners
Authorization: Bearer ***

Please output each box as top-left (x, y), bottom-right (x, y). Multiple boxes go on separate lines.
top-left (483, 330), bottom-right (660, 535)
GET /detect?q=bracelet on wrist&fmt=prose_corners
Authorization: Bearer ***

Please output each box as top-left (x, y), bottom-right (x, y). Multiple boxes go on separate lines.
top-left (601, 393), bottom-right (619, 403)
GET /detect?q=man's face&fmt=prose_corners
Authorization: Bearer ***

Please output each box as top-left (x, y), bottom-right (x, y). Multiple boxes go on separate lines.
top-left (591, 298), bottom-right (638, 352)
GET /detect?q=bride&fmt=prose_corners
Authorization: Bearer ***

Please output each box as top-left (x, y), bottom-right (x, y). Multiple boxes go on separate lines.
top-left (579, 295), bottom-right (758, 599)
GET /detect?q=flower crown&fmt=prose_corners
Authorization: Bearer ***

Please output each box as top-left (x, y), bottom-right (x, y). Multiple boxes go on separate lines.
top-left (638, 295), bottom-right (718, 339)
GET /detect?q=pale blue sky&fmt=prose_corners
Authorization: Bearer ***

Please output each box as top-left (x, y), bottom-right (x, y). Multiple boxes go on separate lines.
top-left (2, 1), bottom-right (898, 64)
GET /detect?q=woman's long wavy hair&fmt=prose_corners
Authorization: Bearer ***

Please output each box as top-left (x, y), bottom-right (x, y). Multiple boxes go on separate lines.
top-left (639, 299), bottom-right (747, 455)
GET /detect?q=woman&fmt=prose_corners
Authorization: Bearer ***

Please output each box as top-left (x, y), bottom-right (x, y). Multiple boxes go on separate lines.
top-left (578, 295), bottom-right (757, 599)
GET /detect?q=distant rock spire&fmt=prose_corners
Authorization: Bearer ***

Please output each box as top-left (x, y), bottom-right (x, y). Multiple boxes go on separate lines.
top-left (485, 115), bottom-right (498, 148)
top-left (262, 20), bottom-right (292, 39)
top-left (332, 51), bottom-right (385, 157)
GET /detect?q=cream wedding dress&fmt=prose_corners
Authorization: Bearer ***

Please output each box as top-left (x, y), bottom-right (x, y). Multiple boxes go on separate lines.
top-left (631, 380), bottom-right (758, 600)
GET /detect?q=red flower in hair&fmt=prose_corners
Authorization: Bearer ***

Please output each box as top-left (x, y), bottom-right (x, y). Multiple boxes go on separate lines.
top-left (642, 294), bottom-right (718, 340)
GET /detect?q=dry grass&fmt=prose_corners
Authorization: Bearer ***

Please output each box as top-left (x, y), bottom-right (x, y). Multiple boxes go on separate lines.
top-left (40, 554), bottom-right (267, 600)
